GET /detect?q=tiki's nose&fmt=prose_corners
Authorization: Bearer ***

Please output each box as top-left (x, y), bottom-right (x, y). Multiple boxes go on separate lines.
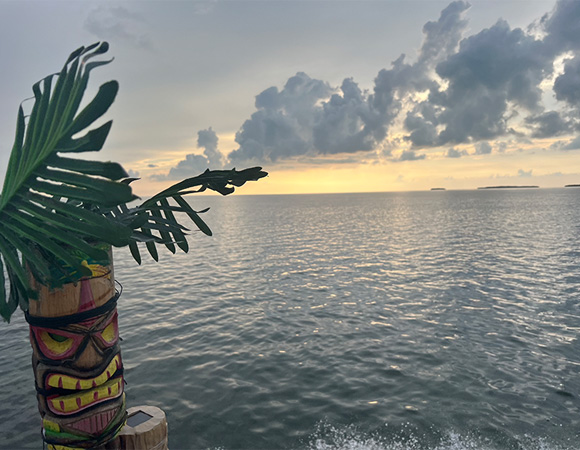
top-left (74, 337), bottom-right (102, 370)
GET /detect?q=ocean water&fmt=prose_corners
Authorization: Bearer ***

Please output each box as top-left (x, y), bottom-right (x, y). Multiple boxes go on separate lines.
top-left (1, 189), bottom-right (579, 449)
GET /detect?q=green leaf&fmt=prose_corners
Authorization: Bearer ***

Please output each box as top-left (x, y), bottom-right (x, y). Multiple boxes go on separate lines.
top-left (150, 208), bottom-right (175, 253)
top-left (142, 167), bottom-right (267, 207)
top-left (28, 193), bottom-right (132, 247)
top-left (173, 195), bottom-right (212, 236)
top-left (0, 42), bottom-right (268, 322)
top-left (0, 224), bottom-right (52, 282)
top-left (28, 178), bottom-right (136, 207)
top-left (47, 155), bottom-right (128, 179)
top-left (160, 198), bottom-right (189, 253)
top-left (4, 267), bottom-right (22, 322)
top-left (55, 120), bottom-right (113, 153)
top-left (0, 257), bottom-right (10, 322)
top-left (35, 166), bottom-right (134, 203)
top-left (66, 80), bottom-right (118, 137)
top-left (129, 241), bottom-right (141, 265)
top-left (143, 228), bottom-right (159, 262)
top-left (2, 217), bottom-right (92, 280)
top-left (0, 235), bottom-right (30, 299)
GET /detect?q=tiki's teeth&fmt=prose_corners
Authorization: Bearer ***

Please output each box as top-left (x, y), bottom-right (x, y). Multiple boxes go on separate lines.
top-left (48, 377), bottom-right (123, 415)
top-left (46, 354), bottom-right (121, 390)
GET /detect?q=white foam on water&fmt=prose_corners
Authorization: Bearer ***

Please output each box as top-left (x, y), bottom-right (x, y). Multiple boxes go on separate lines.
top-left (305, 422), bottom-right (575, 450)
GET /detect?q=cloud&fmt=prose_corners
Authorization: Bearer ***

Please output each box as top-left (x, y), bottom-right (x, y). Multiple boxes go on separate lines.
top-left (228, 71), bottom-right (398, 164)
top-left (313, 78), bottom-right (382, 154)
top-left (404, 104), bottom-right (439, 147)
top-left (474, 142), bottom-right (493, 155)
top-left (419, 1), bottom-right (470, 64)
top-left (435, 20), bottom-right (550, 143)
top-left (542, 0), bottom-right (580, 54)
top-left (446, 147), bottom-right (468, 158)
top-left (85, 6), bottom-right (153, 50)
top-left (191, 0), bottom-right (217, 15)
top-left (396, 150), bottom-right (426, 162)
top-left (563, 135), bottom-right (580, 150)
top-left (227, 73), bottom-right (331, 164)
top-left (401, 0), bottom-right (580, 149)
top-left (525, 111), bottom-right (571, 137)
top-left (197, 127), bottom-right (225, 168)
top-left (229, 2), bottom-right (472, 165)
top-left (553, 56), bottom-right (580, 106)
top-left (518, 169), bottom-right (533, 177)
top-left (221, 0), bottom-right (580, 166)
top-left (152, 128), bottom-right (225, 181)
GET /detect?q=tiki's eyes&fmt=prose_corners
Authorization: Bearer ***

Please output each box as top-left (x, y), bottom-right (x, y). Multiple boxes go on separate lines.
top-left (49, 333), bottom-right (68, 343)
top-left (100, 322), bottom-right (117, 344)
top-left (94, 311), bottom-right (119, 347)
top-left (39, 331), bottom-right (74, 357)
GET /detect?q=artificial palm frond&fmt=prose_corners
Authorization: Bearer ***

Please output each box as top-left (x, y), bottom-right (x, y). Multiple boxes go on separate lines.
top-left (101, 167), bottom-right (267, 263)
top-left (0, 43), bottom-right (267, 322)
top-left (0, 42), bottom-right (134, 320)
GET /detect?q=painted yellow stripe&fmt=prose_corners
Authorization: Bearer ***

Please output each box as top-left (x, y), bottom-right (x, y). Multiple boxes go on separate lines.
top-left (47, 355), bottom-right (120, 390)
top-left (48, 378), bottom-right (122, 414)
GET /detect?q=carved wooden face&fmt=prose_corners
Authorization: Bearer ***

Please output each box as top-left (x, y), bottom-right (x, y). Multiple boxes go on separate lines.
top-left (28, 274), bottom-right (126, 447)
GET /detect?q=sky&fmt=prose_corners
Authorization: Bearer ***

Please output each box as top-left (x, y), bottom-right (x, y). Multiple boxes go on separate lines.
top-left (1, 0), bottom-right (580, 196)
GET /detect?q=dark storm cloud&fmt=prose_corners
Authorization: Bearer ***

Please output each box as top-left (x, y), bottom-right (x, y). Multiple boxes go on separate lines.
top-left (223, 0), bottom-right (579, 166)
top-left (152, 128), bottom-right (224, 181)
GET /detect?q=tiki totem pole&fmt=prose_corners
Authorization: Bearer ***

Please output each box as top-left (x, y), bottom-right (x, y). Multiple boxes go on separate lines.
top-left (25, 247), bottom-right (126, 449)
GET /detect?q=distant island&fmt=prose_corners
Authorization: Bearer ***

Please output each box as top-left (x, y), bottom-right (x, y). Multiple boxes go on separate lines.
top-left (477, 186), bottom-right (539, 190)
top-left (430, 188), bottom-right (446, 191)
top-left (565, 184), bottom-right (580, 187)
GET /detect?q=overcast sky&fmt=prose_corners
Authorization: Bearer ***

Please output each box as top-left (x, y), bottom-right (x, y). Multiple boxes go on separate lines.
top-left (1, 0), bottom-right (579, 195)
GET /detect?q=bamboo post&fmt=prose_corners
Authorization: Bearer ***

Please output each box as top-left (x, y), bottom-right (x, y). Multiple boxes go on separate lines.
top-left (26, 247), bottom-right (127, 449)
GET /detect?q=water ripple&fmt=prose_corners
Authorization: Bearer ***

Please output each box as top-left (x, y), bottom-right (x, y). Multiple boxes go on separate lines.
top-left (1, 190), bottom-right (580, 449)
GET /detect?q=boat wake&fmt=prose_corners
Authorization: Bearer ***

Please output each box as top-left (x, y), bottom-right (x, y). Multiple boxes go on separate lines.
top-left (305, 422), bottom-right (575, 450)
